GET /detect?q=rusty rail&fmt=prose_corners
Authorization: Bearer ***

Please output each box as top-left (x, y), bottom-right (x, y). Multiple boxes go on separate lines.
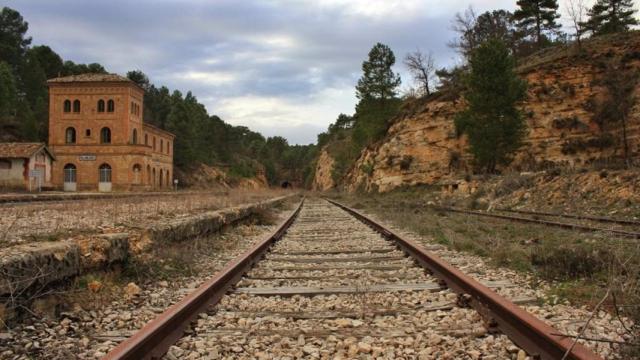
top-left (437, 207), bottom-right (640, 239)
top-left (103, 199), bottom-right (304, 360)
top-left (495, 208), bottom-right (640, 227)
top-left (104, 197), bottom-right (602, 359)
top-left (327, 199), bottom-right (602, 360)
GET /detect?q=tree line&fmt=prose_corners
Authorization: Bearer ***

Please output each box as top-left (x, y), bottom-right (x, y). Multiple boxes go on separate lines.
top-left (0, 6), bottom-right (316, 186)
top-left (317, 0), bottom-right (638, 179)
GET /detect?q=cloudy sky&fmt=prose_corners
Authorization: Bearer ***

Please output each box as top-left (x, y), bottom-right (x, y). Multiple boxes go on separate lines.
top-left (8, 0), bottom-right (602, 144)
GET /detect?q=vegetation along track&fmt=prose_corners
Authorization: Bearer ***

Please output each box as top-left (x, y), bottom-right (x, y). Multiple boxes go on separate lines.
top-left (438, 207), bottom-right (640, 239)
top-left (103, 198), bottom-right (600, 359)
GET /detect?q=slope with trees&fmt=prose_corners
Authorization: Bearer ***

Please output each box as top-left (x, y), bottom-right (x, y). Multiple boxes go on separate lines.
top-left (313, 43), bottom-right (402, 186)
top-left (318, 1), bottom-right (640, 192)
top-left (0, 6), bottom-right (315, 188)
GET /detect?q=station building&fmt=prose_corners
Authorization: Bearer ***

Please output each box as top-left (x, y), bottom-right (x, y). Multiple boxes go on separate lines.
top-left (47, 74), bottom-right (175, 192)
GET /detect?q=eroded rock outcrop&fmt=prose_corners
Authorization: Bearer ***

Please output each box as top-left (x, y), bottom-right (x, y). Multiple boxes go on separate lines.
top-left (341, 32), bottom-right (640, 192)
top-left (312, 149), bottom-right (336, 191)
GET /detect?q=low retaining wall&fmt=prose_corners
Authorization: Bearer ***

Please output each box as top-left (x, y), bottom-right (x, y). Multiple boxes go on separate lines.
top-left (0, 234), bottom-right (129, 297)
top-left (133, 194), bottom-right (295, 251)
top-left (0, 190), bottom-right (231, 204)
top-left (0, 194), bottom-right (297, 318)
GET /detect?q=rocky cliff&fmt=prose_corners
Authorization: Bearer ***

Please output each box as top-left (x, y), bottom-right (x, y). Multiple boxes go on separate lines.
top-left (176, 163), bottom-right (269, 190)
top-left (312, 149), bottom-right (336, 191)
top-left (317, 32), bottom-right (640, 192)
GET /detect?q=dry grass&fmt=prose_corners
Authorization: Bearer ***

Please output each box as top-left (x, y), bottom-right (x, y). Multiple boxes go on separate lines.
top-left (333, 189), bottom-right (640, 354)
top-left (0, 189), bottom-right (287, 248)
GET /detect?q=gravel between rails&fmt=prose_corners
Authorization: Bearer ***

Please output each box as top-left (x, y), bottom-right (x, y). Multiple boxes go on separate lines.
top-left (0, 205), bottom-right (294, 360)
top-left (166, 199), bottom-right (531, 359)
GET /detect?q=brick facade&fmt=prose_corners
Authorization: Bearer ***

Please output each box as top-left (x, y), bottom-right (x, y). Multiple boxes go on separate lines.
top-left (47, 74), bottom-right (174, 192)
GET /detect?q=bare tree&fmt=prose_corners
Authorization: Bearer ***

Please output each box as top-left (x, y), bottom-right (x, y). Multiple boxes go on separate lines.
top-left (566, 0), bottom-right (587, 48)
top-left (404, 49), bottom-right (436, 96)
top-left (596, 62), bottom-right (638, 167)
top-left (448, 6), bottom-right (478, 57)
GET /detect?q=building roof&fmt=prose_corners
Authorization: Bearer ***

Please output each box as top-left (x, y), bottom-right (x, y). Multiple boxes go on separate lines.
top-left (47, 73), bottom-right (134, 84)
top-left (0, 143), bottom-right (55, 160)
top-left (143, 123), bottom-right (176, 138)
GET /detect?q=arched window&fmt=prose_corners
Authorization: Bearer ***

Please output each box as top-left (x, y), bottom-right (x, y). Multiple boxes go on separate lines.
top-left (99, 164), bottom-right (112, 183)
top-left (132, 129), bottom-right (138, 144)
top-left (63, 100), bottom-right (71, 113)
top-left (73, 100), bottom-right (81, 113)
top-left (97, 100), bottom-right (105, 112)
top-left (159, 170), bottom-right (163, 187)
top-left (107, 99), bottom-right (115, 112)
top-left (131, 102), bottom-right (134, 114)
top-left (147, 165), bottom-right (151, 185)
top-left (65, 127), bottom-right (76, 144)
top-left (167, 142), bottom-right (171, 154)
top-left (152, 168), bottom-right (156, 187)
top-left (160, 139), bottom-right (164, 153)
top-left (100, 127), bottom-right (111, 144)
top-left (153, 137), bottom-right (156, 150)
top-left (133, 164), bottom-right (141, 184)
top-left (63, 164), bottom-right (76, 183)
top-left (144, 134), bottom-right (148, 145)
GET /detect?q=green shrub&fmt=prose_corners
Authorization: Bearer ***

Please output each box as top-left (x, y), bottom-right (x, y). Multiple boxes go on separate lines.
top-left (531, 245), bottom-right (610, 280)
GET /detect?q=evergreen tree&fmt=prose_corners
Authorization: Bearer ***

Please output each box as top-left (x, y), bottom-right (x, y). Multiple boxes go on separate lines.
top-left (0, 61), bottom-right (17, 120)
top-left (20, 50), bottom-right (47, 107)
top-left (28, 46), bottom-right (63, 79)
top-left (0, 7), bottom-right (31, 70)
top-left (127, 70), bottom-right (151, 91)
top-left (455, 39), bottom-right (527, 173)
top-left (355, 43), bottom-right (401, 102)
top-left (513, 0), bottom-right (561, 47)
top-left (581, 0), bottom-right (638, 35)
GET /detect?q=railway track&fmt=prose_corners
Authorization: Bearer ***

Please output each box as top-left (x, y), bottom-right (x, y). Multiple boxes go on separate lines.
top-left (103, 198), bottom-right (601, 359)
top-left (437, 207), bottom-right (640, 239)
top-left (495, 208), bottom-right (640, 227)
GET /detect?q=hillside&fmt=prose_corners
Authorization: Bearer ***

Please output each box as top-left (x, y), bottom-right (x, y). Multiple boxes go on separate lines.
top-left (314, 31), bottom-right (640, 192)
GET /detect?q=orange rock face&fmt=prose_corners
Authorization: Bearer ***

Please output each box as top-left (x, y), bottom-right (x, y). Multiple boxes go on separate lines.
top-left (312, 149), bottom-right (336, 191)
top-left (329, 32), bottom-right (640, 193)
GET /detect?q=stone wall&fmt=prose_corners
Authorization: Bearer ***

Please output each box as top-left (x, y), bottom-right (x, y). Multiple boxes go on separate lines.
top-left (0, 194), bottom-right (297, 321)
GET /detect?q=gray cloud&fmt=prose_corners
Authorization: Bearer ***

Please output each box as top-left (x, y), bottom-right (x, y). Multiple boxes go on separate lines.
top-left (8, 0), bottom-right (578, 144)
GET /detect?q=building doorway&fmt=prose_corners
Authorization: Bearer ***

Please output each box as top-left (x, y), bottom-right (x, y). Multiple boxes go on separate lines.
top-left (63, 164), bottom-right (77, 192)
top-left (99, 163), bottom-right (112, 192)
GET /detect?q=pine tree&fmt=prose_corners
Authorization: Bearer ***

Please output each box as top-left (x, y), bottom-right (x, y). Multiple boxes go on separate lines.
top-left (0, 61), bottom-right (17, 120)
top-left (355, 43), bottom-right (401, 102)
top-left (581, 0), bottom-right (638, 35)
top-left (513, 0), bottom-right (561, 47)
top-left (0, 7), bottom-right (31, 70)
top-left (455, 39), bottom-right (527, 173)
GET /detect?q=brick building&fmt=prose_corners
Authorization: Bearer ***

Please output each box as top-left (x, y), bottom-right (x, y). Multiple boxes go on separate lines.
top-left (47, 74), bottom-right (174, 192)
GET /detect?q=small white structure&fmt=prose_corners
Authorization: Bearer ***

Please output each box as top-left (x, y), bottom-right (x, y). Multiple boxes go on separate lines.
top-left (0, 143), bottom-right (55, 191)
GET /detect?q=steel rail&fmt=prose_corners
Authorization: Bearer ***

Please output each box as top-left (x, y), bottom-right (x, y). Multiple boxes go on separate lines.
top-left (437, 206), bottom-right (640, 239)
top-left (102, 198), bottom-right (304, 360)
top-left (495, 208), bottom-right (640, 227)
top-left (327, 199), bottom-right (602, 360)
